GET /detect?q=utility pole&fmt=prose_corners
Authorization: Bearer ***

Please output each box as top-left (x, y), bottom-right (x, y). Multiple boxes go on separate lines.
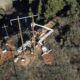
top-left (2, 24), bottom-right (9, 38)
top-left (31, 15), bottom-right (36, 50)
top-left (17, 16), bottom-right (24, 55)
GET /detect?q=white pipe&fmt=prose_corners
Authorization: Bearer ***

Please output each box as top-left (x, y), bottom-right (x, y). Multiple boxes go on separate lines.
top-left (41, 50), bottom-right (52, 56)
top-left (31, 23), bottom-right (54, 45)
top-left (10, 15), bottom-right (38, 22)
top-left (38, 29), bottom-right (53, 45)
top-left (14, 57), bottom-right (20, 63)
top-left (34, 23), bottom-right (53, 31)
top-left (17, 40), bottom-right (31, 53)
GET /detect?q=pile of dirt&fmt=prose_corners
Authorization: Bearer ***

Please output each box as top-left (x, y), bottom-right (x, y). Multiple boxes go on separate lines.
top-left (0, 51), bottom-right (13, 65)
top-left (42, 53), bottom-right (54, 65)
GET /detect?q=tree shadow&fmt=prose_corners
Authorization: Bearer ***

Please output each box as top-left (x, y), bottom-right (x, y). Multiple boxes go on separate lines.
top-left (55, 25), bottom-right (70, 48)
top-left (41, 0), bottom-right (48, 14)
top-left (56, 4), bottom-right (71, 17)
top-left (17, 33), bottom-right (30, 48)
top-left (31, 0), bottom-right (48, 17)
top-left (30, 0), bottom-right (40, 14)
top-left (13, 0), bottom-right (29, 16)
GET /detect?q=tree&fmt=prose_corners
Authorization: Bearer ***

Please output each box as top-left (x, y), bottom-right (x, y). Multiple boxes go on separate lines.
top-left (29, 0), bottom-right (34, 16)
top-left (44, 0), bottom-right (65, 19)
top-left (64, 0), bottom-right (80, 21)
top-left (29, 7), bottom-right (33, 16)
top-left (38, 0), bottom-right (42, 14)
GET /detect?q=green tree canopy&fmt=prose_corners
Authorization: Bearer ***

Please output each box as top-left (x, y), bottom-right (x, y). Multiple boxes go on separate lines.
top-left (44, 0), bottom-right (65, 19)
top-left (65, 0), bottom-right (80, 20)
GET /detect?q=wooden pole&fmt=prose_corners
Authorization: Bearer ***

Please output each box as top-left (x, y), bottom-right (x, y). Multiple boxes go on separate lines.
top-left (32, 15), bottom-right (36, 50)
top-left (17, 16), bottom-right (24, 55)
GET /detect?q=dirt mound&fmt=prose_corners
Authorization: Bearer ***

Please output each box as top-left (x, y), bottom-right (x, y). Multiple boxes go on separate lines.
top-left (0, 51), bottom-right (13, 64)
top-left (42, 53), bottom-right (54, 65)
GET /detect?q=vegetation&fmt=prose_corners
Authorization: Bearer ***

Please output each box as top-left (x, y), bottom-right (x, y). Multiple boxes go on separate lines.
top-left (0, 0), bottom-right (80, 80)
top-left (45, 0), bottom-right (65, 19)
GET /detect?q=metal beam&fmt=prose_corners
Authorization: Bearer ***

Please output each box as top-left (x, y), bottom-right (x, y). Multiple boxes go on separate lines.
top-left (2, 24), bottom-right (9, 38)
